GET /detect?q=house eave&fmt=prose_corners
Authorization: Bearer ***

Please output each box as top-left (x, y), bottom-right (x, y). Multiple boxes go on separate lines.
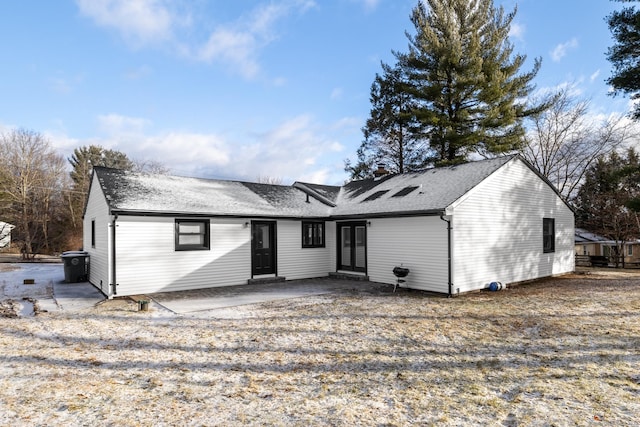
top-left (110, 209), bottom-right (326, 220)
top-left (329, 209), bottom-right (446, 220)
top-left (110, 208), bottom-right (448, 221)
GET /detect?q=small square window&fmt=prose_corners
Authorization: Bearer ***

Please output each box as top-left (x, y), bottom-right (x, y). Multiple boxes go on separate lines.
top-left (302, 221), bottom-right (325, 248)
top-left (175, 219), bottom-right (210, 251)
top-left (543, 218), bottom-right (555, 253)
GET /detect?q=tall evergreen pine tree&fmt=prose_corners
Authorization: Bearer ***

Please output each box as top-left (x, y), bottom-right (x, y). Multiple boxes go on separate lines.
top-left (348, 0), bottom-right (546, 179)
top-left (606, 0), bottom-right (640, 119)
top-left (397, 0), bottom-right (543, 165)
top-left (346, 63), bottom-right (426, 178)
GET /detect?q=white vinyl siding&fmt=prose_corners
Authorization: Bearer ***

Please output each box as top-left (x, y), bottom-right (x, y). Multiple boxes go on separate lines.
top-left (277, 220), bottom-right (332, 280)
top-left (83, 175), bottom-right (111, 296)
top-left (112, 217), bottom-right (336, 296)
top-left (450, 158), bottom-right (575, 292)
top-left (367, 216), bottom-right (449, 293)
top-left (114, 217), bottom-right (251, 296)
top-left (327, 222), bottom-right (337, 273)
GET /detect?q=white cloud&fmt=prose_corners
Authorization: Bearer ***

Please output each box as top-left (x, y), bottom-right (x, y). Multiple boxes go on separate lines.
top-left (196, 28), bottom-right (260, 78)
top-left (48, 73), bottom-right (85, 94)
top-left (590, 69), bottom-right (601, 83)
top-left (144, 132), bottom-right (231, 167)
top-left (298, 168), bottom-right (331, 184)
top-left (92, 114), bottom-right (230, 169)
top-left (76, 0), bottom-right (316, 79)
top-left (47, 112), bottom-right (348, 184)
top-left (45, 131), bottom-right (83, 154)
top-left (249, 2), bottom-right (293, 37)
top-left (350, 0), bottom-right (380, 12)
top-left (330, 87), bottom-right (343, 100)
top-left (331, 116), bottom-right (361, 131)
top-left (533, 81), bottom-right (584, 99)
top-left (97, 113), bottom-right (151, 136)
top-left (75, 0), bottom-right (178, 47)
top-left (233, 114), bottom-right (347, 183)
top-left (509, 22), bottom-right (525, 41)
top-left (550, 38), bottom-right (578, 62)
top-left (193, 1), bottom-right (315, 78)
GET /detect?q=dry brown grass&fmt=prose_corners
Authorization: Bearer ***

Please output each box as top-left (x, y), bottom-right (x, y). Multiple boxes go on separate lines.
top-left (1, 270), bottom-right (639, 426)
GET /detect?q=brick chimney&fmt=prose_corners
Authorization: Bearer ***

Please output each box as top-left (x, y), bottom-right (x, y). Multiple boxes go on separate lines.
top-left (373, 163), bottom-right (390, 178)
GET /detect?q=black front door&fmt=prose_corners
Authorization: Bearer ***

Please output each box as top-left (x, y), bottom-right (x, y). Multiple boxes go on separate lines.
top-left (252, 221), bottom-right (276, 276)
top-left (337, 222), bottom-right (367, 273)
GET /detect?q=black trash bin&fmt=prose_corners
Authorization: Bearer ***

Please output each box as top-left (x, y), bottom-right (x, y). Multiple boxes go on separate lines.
top-left (61, 251), bottom-right (90, 283)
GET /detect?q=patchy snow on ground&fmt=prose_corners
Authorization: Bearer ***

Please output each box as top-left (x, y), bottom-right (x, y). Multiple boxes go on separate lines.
top-left (0, 263), bottom-right (59, 297)
top-left (0, 263), bottom-right (60, 317)
top-left (1, 265), bottom-right (639, 426)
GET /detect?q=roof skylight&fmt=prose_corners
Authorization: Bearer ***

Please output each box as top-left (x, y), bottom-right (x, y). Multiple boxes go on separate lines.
top-left (362, 190), bottom-right (389, 202)
top-left (392, 186), bottom-right (420, 197)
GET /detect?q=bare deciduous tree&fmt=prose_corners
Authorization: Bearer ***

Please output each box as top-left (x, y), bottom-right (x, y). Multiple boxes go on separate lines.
top-left (0, 129), bottom-right (68, 258)
top-left (133, 159), bottom-right (171, 175)
top-left (521, 87), bottom-right (636, 199)
top-left (256, 175), bottom-right (284, 185)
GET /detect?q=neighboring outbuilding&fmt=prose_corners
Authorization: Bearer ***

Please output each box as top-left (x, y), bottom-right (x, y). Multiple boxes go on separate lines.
top-left (0, 221), bottom-right (15, 250)
top-left (83, 155), bottom-right (575, 298)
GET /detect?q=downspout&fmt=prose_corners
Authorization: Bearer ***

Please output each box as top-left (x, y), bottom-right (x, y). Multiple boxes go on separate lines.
top-left (111, 214), bottom-right (118, 296)
top-left (439, 214), bottom-right (453, 297)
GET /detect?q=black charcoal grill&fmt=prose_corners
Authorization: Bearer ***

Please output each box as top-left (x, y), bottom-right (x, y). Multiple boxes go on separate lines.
top-left (392, 266), bottom-right (410, 292)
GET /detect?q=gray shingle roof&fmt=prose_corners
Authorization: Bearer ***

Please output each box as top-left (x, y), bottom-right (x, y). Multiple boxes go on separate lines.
top-left (93, 155), bottom-right (517, 218)
top-left (575, 228), bottom-right (607, 243)
top-left (331, 155), bottom-right (515, 217)
top-left (93, 167), bottom-right (332, 217)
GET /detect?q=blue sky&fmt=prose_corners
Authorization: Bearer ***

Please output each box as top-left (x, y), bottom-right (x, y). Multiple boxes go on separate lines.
top-left (0, 0), bottom-right (630, 184)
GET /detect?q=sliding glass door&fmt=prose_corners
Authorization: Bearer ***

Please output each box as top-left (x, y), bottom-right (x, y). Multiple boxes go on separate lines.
top-left (338, 222), bottom-right (366, 273)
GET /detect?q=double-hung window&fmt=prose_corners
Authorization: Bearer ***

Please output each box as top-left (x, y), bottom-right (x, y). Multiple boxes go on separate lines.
top-left (175, 219), bottom-right (210, 251)
top-left (302, 221), bottom-right (325, 248)
top-left (543, 218), bottom-right (555, 253)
